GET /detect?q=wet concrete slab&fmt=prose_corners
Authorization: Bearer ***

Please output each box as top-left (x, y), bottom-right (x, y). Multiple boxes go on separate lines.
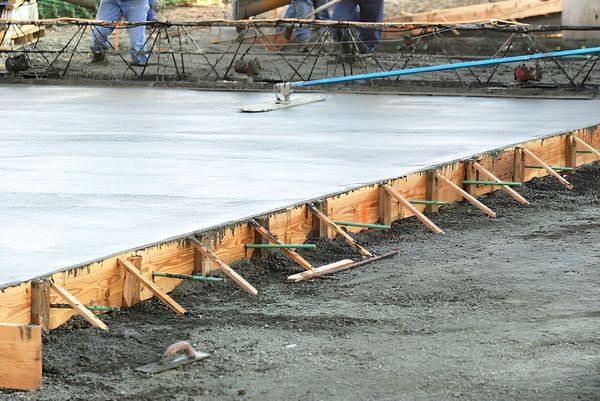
top-left (1, 85), bottom-right (599, 286)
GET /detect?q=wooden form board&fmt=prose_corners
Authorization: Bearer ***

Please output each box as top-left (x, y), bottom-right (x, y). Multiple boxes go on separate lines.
top-left (0, 124), bottom-right (599, 330)
top-left (0, 323), bottom-right (42, 390)
top-left (385, 0), bottom-right (561, 24)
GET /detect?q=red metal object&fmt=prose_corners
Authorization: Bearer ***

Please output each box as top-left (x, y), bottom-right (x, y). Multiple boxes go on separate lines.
top-left (514, 63), bottom-right (542, 82)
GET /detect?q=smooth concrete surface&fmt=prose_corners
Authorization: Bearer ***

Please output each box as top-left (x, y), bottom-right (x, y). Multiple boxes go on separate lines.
top-left (1, 85), bottom-right (599, 286)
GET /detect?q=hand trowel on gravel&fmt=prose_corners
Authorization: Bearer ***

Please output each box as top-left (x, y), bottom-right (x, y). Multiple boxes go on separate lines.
top-left (136, 341), bottom-right (209, 374)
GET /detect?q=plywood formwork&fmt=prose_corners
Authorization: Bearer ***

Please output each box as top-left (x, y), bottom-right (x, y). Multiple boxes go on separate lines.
top-left (386, 0), bottom-right (562, 24)
top-left (0, 124), bottom-right (599, 333)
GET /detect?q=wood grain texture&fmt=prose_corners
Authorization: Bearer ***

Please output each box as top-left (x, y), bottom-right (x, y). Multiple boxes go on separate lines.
top-left (117, 258), bottom-right (187, 315)
top-left (0, 323), bottom-right (42, 390)
top-left (50, 281), bottom-right (109, 331)
top-left (386, 0), bottom-right (561, 23)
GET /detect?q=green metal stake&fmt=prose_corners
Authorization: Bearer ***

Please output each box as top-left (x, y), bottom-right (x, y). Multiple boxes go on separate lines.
top-left (462, 180), bottom-right (522, 187)
top-left (50, 303), bottom-right (121, 312)
top-left (525, 165), bottom-right (575, 171)
top-left (152, 272), bottom-right (226, 282)
top-left (408, 200), bottom-right (449, 206)
top-left (333, 221), bottom-right (391, 229)
top-left (245, 243), bottom-right (317, 249)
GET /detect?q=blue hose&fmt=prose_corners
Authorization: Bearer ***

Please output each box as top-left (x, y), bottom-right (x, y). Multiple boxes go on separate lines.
top-left (290, 46), bottom-right (600, 88)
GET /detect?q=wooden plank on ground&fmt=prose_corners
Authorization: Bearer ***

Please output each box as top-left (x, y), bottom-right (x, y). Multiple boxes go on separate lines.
top-left (308, 204), bottom-right (373, 257)
top-left (472, 161), bottom-right (530, 205)
top-left (250, 220), bottom-right (313, 271)
top-left (49, 281), bottom-right (109, 331)
top-left (435, 172), bottom-right (497, 218)
top-left (117, 258), bottom-right (187, 314)
top-left (385, 0), bottom-right (561, 23)
top-left (383, 185), bottom-right (444, 234)
top-left (287, 259), bottom-right (354, 282)
top-left (0, 323), bottom-right (42, 390)
top-left (188, 237), bottom-right (258, 296)
top-left (519, 147), bottom-right (574, 189)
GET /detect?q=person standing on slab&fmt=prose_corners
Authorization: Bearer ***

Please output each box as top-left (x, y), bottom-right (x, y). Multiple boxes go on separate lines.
top-left (90, 0), bottom-right (149, 66)
top-left (332, 0), bottom-right (383, 53)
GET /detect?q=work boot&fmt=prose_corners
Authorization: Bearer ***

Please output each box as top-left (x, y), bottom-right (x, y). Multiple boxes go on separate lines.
top-left (90, 52), bottom-right (107, 65)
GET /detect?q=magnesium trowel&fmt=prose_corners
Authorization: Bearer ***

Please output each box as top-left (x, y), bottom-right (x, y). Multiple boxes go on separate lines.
top-left (136, 341), bottom-right (210, 374)
top-left (241, 45), bottom-right (600, 113)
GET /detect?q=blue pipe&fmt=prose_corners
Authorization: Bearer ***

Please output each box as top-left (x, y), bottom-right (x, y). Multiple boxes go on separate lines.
top-left (290, 47), bottom-right (600, 88)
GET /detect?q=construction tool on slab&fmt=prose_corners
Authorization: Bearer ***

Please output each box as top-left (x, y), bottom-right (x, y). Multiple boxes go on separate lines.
top-left (136, 341), bottom-right (209, 374)
top-left (240, 46), bottom-right (600, 112)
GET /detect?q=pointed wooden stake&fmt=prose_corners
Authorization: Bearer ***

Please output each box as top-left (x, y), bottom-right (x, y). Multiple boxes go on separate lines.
top-left (519, 147), bottom-right (573, 189)
top-left (472, 162), bottom-right (530, 205)
top-left (435, 172), bottom-right (497, 218)
top-left (188, 237), bottom-right (258, 296)
top-left (49, 281), bottom-right (109, 331)
top-left (250, 220), bottom-right (313, 271)
top-left (383, 185), bottom-right (444, 234)
top-left (117, 258), bottom-right (187, 315)
top-left (308, 203), bottom-right (373, 257)
top-left (573, 136), bottom-right (600, 159)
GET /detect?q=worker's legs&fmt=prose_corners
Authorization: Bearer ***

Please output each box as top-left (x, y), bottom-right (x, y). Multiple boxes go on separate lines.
top-left (147, 0), bottom-right (156, 21)
top-left (293, 0), bottom-right (313, 42)
top-left (121, 0), bottom-right (150, 65)
top-left (331, 0), bottom-right (359, 44)
top-left (356, 0), bottom-right (383, 52)
top-left (90, 0), bottom-right (122, 53)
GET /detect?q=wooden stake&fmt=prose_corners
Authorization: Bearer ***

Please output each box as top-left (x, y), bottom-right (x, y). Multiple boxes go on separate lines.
top-left (435, 172), bottom-right (497, 218)
top-left (383, 185), bottom-right (444, 234)
top-left (287, 259), bottom-right (354, 283)
top-left (30, 278), bottom-right (50, 332)
top-left (519, 147), bottom-right (574, 189)
top-left (49, 281), bottom-right (109, 331)
top-left (378, 185), bottom-right (392, 225)
top-left (250, 220), bottom-right (313, 271)
top-left (122, 255), bottom-right (142, 307)
top-left (308, 204), bottom-right (373, 257)
top-left (573, 136), bottom-right (600, 159)
top-left (472, 162), bottom-right (530, 205)
top-left (463, 161), bottom-right (478, 195)
top-left (513, 147), bottom-right (525, 183)
top-left (188, 237), bottom-right (258, 296)
top-left (566, 134), bottom-right (578, 168)
top-left (425, 171), bottom-right (439, 212)
top-left (117, 258), bottom-right (187, 315)
top-left (0, 323), bottom-right (42, 390)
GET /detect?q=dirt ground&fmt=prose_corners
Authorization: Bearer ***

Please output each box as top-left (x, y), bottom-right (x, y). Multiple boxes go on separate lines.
top-left (2, 162), bottom-right (599, 401)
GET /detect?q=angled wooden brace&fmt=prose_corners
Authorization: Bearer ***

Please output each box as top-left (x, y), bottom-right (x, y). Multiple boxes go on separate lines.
top-left (471, 162), bottom-right (530, 205)
top-left (188, 237), bottom-right (258, 296)
top-left (117, 258), bottom-right (187, 315)
top-left (518, 147), bottom-right (573, 189)
top-left (435, 172), bottom-right (497, 218)
top-left (382, 185), bottom-right (444, 234)
top-left (249, 220), bottom-right (313, 271)
top-left (49, 281), bottom-right (109, 331)
top-left (308, 203), bottom-right (373, 257)
top-left (573, 136), bottom-right (600, 159)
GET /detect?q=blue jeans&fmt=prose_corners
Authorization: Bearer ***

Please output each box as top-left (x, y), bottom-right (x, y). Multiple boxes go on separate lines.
top-left (285, 0), bottom-right (329, 42)
top-left (147, 0), bottom-right (156, 21)
top-left (332, 0), bottom-right (383, 52)
top-left (90, 0), bottom-right (149, 64)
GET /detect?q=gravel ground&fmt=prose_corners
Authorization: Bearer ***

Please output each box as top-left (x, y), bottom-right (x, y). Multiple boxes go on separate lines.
top-left (2, 162), bottom-right (599, 401)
